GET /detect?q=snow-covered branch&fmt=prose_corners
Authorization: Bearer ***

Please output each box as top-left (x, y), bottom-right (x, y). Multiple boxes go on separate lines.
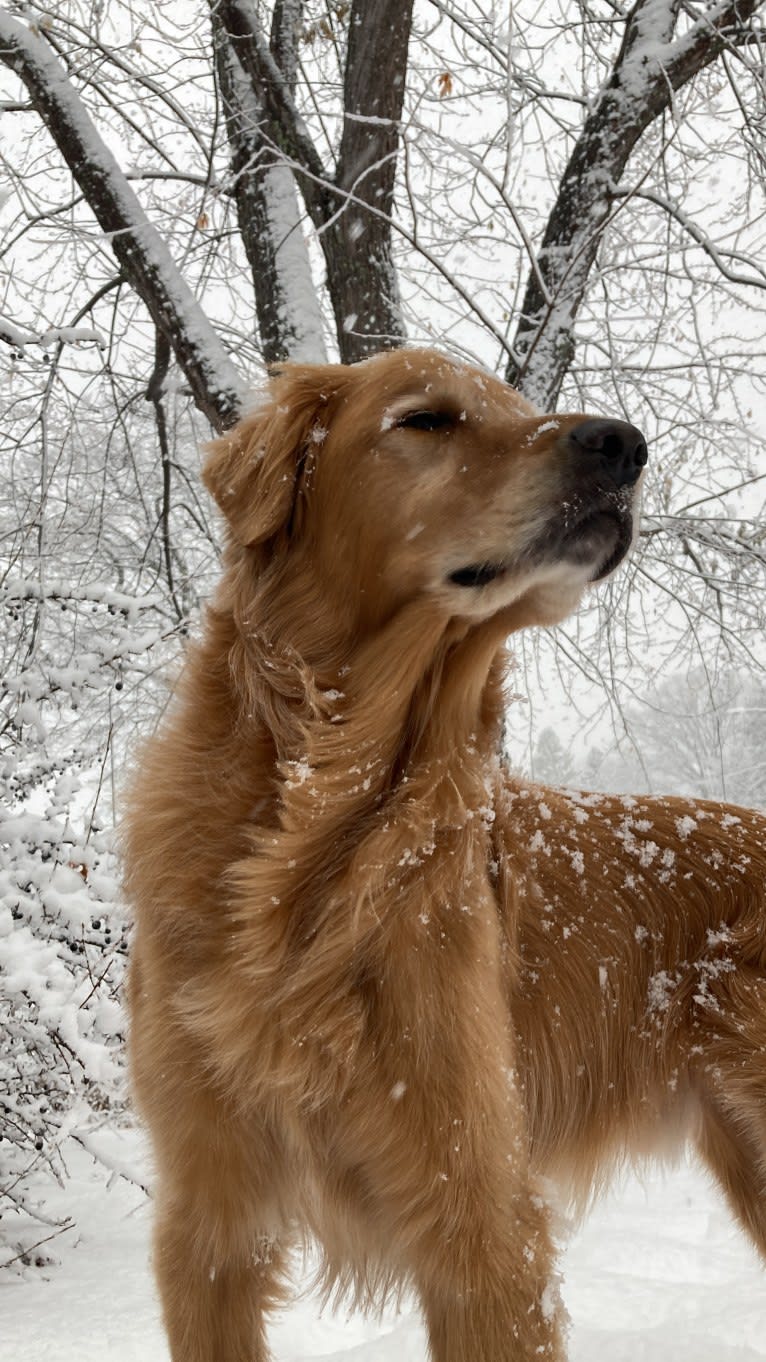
top-left (0, 12), bottom-right (247, 430)
top-left (0, 315), bottom-right (105, 354)
top-left (507, 0), bottom-right (766, 409)
top-left (212, 9), bottom-right (327, 363)
top-left (207, 0), bottom-right (332, 214)
top-left (210, 0), bottom-right (413, 359)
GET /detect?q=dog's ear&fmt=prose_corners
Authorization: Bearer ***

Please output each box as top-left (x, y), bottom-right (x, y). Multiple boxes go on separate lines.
top-left (203, 363), bottom-right (348, 547)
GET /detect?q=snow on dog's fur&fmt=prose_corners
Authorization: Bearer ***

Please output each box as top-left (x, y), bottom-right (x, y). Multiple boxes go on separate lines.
top-left (124, 348), bottom-right (766, 1362)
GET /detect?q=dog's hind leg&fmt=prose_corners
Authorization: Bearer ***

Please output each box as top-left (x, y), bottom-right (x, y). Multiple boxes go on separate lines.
top-left (695, 1090), bottom-right (766, 1260)
top-left (691, 961), bottom-right (766, 1262)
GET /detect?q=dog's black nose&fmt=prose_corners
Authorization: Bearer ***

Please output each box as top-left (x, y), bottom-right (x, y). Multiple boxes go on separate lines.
top-left (568, 419), bottom-right (648, 488)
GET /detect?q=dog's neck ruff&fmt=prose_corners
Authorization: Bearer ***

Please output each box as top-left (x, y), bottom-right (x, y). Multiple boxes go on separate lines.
top-left (191, 597), bottom-right (513, 1109)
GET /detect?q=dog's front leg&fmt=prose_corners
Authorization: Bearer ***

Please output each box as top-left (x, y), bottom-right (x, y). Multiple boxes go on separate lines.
top-left (415, 1087), bottom-right (564, 1362)
top-left (417, 1162), bottom-right (563, 1362)
top-left (154, 1197), bottom-right (286, 1362)
top-left (134, 1039), bottom-right (291, 1362)
top-left (338, 947), bottom-right (565, 1362)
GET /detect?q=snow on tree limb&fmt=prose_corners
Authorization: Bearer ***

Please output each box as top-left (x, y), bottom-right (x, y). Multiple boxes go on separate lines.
top-left (507, 0), bottom-right (766, 410)
top-left (212, 11), bottom-right (327, 364)
top-left (0, 315), bottom-right (41, 352)
top-left (210, 0), bottom-right (412, 360)
top-left (0, 315), bottom-right (105, 353)
top-left (208, 0), bottom-right (331, 214)
top-left (0, 12), bottom-right (247, 431)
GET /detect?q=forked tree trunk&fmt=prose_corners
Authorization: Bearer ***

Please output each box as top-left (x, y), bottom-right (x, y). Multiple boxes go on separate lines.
top-left (507, 0), bottom-right (765, 410)
top-left (212, 6), bottom-right (327, 365)
top-left (3, 1), bottom-right (763, 426)
top-left (210, 0), bottom-right (412, 362)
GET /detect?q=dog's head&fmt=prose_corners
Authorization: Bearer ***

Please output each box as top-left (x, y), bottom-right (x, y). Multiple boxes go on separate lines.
top-left (204, 348), bottom-right (646, 634)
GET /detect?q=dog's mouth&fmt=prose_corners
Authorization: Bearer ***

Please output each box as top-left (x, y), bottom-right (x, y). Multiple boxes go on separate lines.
top-left (448, 501), bottom-right (634, 590)
top-left (568, 507), bottom-right (634, 582)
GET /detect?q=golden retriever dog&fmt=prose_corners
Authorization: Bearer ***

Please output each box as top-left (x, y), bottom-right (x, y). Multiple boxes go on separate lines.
top-left (124, 347), bottom-right (766, 1362)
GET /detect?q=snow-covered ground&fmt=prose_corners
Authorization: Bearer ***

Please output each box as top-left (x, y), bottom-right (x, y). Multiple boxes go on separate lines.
top-left (3, 1131), bottom-right (765, 1361)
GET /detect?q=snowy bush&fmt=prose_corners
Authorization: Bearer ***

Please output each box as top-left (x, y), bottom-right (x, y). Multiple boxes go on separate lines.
top-left (0, 785), bottom-right (125, 1265)
top-left (0, 572), bottom-right (195, 1264)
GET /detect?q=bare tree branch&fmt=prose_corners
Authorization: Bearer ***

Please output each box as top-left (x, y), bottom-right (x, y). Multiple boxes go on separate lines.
top-left (507, 0), bottom-right (766, 408)
top-left (0, 12), bottom-right (247, 431)
top-left (145, 332), bottom-right (182, 622)
top-left (612, 185), bottom-right (766, 288)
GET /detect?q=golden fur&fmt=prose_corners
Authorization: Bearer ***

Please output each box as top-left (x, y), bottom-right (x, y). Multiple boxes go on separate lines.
top-left (124, 348), bottom-right (766, 1361)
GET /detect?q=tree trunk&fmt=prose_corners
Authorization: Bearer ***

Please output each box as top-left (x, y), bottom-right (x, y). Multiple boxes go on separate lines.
top-left (324, 0), bottom-right (413, 359)
top-left (507, 0), bottom-right (765, 410)
top-left (213, 10), bottom-right (327, 365)
top-left (210, 0), bottom-right (413, 361)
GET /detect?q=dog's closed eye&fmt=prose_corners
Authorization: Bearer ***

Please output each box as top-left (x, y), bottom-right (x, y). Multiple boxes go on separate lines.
top-left (397, 410), bottom-right (453, 432)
